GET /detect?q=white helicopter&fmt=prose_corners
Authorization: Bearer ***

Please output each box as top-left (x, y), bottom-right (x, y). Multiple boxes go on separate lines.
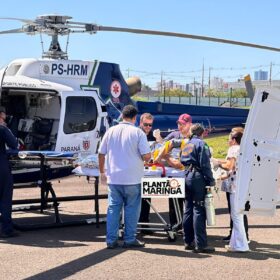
top-left (1, 14), bottom-right (280, 218)
top-left (0, 15), bottom-right (144, 183)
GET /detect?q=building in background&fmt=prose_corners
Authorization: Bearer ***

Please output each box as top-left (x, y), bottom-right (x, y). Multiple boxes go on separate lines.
top-left (254, 70), bottom-right (268, 81)
top-left (211, 77), bottom-right (224, 91)
top-left (156, 79), bottom-right (185, 92)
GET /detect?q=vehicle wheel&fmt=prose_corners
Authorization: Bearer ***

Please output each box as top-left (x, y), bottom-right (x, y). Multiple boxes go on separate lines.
top-left (167, 231), bottom-right (177, 242)
top-left (118, 229), bottom-right (124, 240)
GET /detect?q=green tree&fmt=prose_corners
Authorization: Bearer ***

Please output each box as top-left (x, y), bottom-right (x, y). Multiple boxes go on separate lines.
top-left (159, 88), bottom-right (192, 97)
top-left (207, 89), bottom-right (227, 97)
top-left (231, 88), bottom-right (247, 98)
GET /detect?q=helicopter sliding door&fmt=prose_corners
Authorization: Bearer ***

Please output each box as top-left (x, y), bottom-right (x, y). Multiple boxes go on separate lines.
top-left (56, 90), bottom-right (107, 154)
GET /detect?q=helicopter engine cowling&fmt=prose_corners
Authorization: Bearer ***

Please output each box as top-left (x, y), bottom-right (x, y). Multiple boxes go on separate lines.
top-left (126, 76), bottom-right (141, 97)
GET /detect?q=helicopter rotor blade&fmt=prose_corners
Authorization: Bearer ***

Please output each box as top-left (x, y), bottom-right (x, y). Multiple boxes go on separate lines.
top-left (96, 25), bottom-right (280, 53)
top-left (0, 17), bottom-right (35, 24)
top-left (0, 28), bottom-right (23, 34)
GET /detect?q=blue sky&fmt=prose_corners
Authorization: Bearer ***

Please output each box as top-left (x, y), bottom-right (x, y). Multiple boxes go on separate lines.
top-left (1, 1), bottom-right (280, 88)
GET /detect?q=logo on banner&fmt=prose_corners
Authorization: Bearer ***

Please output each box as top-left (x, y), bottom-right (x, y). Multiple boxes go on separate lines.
top-left (110, 80), bottom-right (121, 99)
top-left (141, 177), bottom-right (185, 198)
top-left (83, 139), bottom-right (90, 150)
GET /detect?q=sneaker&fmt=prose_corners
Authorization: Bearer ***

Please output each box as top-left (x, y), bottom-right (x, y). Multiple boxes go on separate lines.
top-left (106, 241), bottom-right (119, 249)
top-left (123, 239), bottom-right (145, 248)
top-left (184, 243), bottom-right (195, 250)
top-left (225, 245), bottom-right (249, 253)
top-left (0, 231), bottom-right (19, 238)
top-left (222, 235), bottom-right (231, 242)
top-left (177, 229), bottom-right (183, 235)
top-left (193, 246), bottom-right (215, 253)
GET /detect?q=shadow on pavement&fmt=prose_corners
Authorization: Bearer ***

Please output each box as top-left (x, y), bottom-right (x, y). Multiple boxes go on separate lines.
top-left (141, 247), bottom-right (210, 259)
top-left (22, 247), bottom-right (126, 280)
top-left (209, 235), bottom-right (280, 260)
top-left (0, 223), bottom-right (107, 248)
top-left (21, 240), bottom-right (210, 279)
top-left (1, 229), bottom-right (279, 279)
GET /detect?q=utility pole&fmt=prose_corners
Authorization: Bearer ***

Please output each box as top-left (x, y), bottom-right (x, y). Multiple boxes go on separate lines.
top-left (269, 62), bottom-right (272, 86)
top-left (160, 71), bottom-right (163, 95)
top-left (126, 68), bottom-right (130, 78)
top-left (201, 58), bottom-right (204, 97)
top-left (208, 67), bottom-right (211, 95)
top-left (194, 77), bottom-right (198, 105)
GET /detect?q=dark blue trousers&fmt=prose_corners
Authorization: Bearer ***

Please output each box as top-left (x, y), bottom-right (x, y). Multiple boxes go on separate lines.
top-left (183, 171), bottom-right (207, 248)
top-left (0, 159), bottom-right (14, 234)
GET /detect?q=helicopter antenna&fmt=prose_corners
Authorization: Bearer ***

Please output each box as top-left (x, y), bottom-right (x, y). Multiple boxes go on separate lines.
top-left (39, 32), bottom-right (45, 54)
top-left (65, 32), bottom-right (70, 57)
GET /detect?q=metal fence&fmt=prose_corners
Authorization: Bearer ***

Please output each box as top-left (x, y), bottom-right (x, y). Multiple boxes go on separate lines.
top-left (144, 96), bottom-right (251, 107)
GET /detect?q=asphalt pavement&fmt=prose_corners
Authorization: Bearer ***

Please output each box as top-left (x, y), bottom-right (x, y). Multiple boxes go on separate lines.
top-left (0, 176), bottom-right (279, 280)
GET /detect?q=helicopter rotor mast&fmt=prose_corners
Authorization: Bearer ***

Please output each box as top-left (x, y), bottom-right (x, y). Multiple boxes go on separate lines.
top-left (0, 14), bottom-right (280, 60)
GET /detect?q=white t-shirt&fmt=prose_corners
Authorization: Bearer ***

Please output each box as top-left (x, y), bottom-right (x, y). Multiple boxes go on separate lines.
top-left (226, 145), bottom-right (240, 161)
top-left (222, 145), bottom-right (240, 193)
top-left (99, 121), bottom-right (151, 185)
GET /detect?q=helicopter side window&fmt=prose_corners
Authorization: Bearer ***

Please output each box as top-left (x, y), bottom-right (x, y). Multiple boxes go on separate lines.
top-left (63, 96), bottom-right (98, 134)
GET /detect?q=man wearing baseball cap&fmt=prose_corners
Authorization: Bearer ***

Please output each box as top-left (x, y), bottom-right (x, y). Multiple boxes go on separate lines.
top-left (153, 113), bottom-right (193, 230)
top-left (154, 112), bottom-right (215, 253)
top-left (165, 113), bottom-right (192, 140)
top-left (0, 106), bottom-right (19, 238)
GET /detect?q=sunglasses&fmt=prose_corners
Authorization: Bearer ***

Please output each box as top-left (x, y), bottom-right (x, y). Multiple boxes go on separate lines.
top-left (143, 123), bottom-right (153, 127)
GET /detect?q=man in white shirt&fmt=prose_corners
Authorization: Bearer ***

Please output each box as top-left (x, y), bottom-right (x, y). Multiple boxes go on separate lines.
top-left (98, 105), bottom-right (151, 249)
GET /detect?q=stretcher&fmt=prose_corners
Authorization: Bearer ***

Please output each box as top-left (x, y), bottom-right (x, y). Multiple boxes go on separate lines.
top-left (120, 164), bottom-right (185, 242)
top-left (74, 163), bottom-right (186, 241)
top-left (11, 152), bottom-right (107, 230)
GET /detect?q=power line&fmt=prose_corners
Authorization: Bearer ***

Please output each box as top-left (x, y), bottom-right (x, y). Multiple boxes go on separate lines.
top-left (124, 63), bottom-right (278, 76)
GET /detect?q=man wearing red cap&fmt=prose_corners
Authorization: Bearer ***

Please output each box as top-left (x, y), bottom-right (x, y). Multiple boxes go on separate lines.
top-left (164, 113), bottom-right (192, 141)
top-left (155, 114), bottom-right (193, 230)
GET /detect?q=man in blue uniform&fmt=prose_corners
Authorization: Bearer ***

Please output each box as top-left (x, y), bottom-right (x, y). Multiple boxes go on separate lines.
top-left (155, 122), bottom-right (215, 253)
top-left (0, 106), bottom-right (18, 238)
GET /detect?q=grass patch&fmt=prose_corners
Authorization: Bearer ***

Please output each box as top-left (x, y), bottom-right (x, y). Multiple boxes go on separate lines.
top-left (205, 134), bottom-right (228, 159)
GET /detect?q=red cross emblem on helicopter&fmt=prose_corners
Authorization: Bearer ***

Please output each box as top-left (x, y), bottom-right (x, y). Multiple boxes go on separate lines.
top-left (110, 81), bottom-right (121, 98)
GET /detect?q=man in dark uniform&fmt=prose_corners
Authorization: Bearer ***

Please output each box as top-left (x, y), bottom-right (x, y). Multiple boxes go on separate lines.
top-left (0, 106), bottom-right (18, 238)
top-left (155, 123), bottom-right (215, 253)
top-left (138, 113), bottom-right (155, 233)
